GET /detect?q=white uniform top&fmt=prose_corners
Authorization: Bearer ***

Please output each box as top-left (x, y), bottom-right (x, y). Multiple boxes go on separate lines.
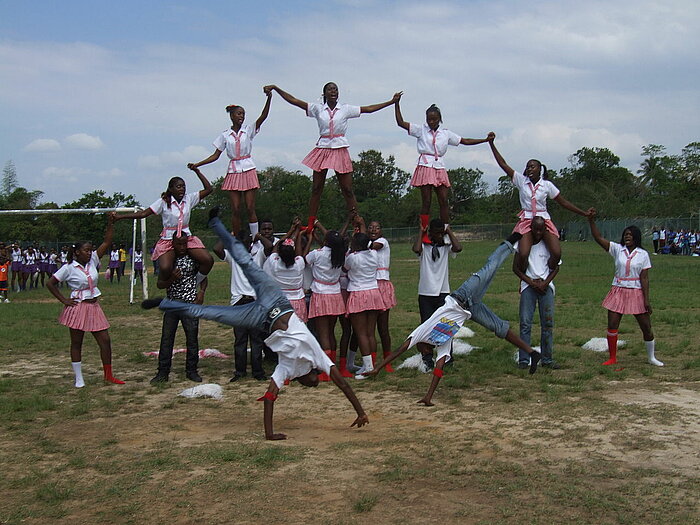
top-left (134, 252), bottom-right (143, 264)
top-left (307, 102), bottom-right (361, 149)
top-left (263, 255), bottom-right (305, 301)
top-left (418, 237), bottom-right (456, 296)
top-left (407, 296), bottom-right (471, 363)
top-left (266, 313), bottom-right (334, 389)
top-left (408, 123), bottom-right (461, 169)
top-left (213, 124), bottom-right (259, 173)
top-left (305, 247), bottom-right (342, 294)
top-left (40, 251), bottom-right (49, 264)
top-left (149, 191), bottom-right (201, 240)
top-left (512, 171), bottom-right (560, 221)
top-left (49, 253), bottom-right (58, 265)
top-left (659, 230), bottom-right (666, 240)
top-left (344, 250), bottom-right (379, 292)
top-left (515, 240), bottom-right (561, 294)
top-left (250, 237), bottom-right (278, 268)
top-left (110, 250), bottom-right (120, 263)
top-left (24, 250), bottom-right (36, 265)
top-left (11, 248), bottom-right (21, 263)
top-left (223, 249), bottom-right (256, 305)
top-left (373, 236), bottom-right (391, 281)
top-left (60, 251), bottom-right (68, 264)
top-left (608, 242), bottom-right (651, 290)
top-left (53, 252), bottom-right (102, 301)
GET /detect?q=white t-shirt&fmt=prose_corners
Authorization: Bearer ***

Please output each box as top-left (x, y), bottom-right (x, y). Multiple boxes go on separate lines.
top-left (406, 296), bottom-right (471, 363)
top-left (408, 123), bottom-right (461, 169)
top-left (515, 240), bottom-right (560, 294)
top-left (418, 237), bottom-right (456, 296)
top-left (213, 124), bottom-right (258, 173)
top-left (264, 255), bottom-right (305, 301)
top-left (307, 102), bottom-right (361, 149)
top-left (224, 249), bottom-right (256, 305)
top-left (149, 191), bottom-right (201, 240)
top-left (373, 237), bottom-right (391, 281)
top-left (250, 237), bottom-right (278, 267)
top-left (512, 171), bottom-right (560, 221)
top-left (266, 314), bottom-right (334, 389)
top-left (53, 252), bottom-right (102, 301)
top-left (344, 250), bottom-right (379, 292)
top-left (305, 246), bottom-right (342, 294)
top-left (608, 243), bottom-right (651, 290)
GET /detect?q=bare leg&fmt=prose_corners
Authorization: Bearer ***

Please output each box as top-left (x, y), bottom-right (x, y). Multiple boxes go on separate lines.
top-left (607, 310), bottom-right (622, 331)
top-left (419, 185), bottom-right (433, 215)
top-left (634, 312), bottom-right (653, 341)
top-left (188, 247), bottom-right (214, 275)
top-left (308, 169), bottom-right (329, 217)
top-left (336, 171), bottom-right (358, 211)
top-left (158, 250), bottom-right (175, 281)
top-left (314, 315), bottom-right (336, 352)
top-left (418, 355), bottom-right (447, 406)
top-left (377, 309), bottom-right (392, 356)
top-left (543, 231), bottom-right (562, 270)
top-left (92, 329), bottom-right (113, 365)
top-left (435, 185), bottom-right (450, 224)
top-left (69, 328), bottom-right (85, 362)
top-left (516, 232), bottom-right (533, 273)
top-left (244, 189), bottom-right (258, 224)
top-left (350, 311), bottom-right (372, 357)
top-left (229, 190), bottom-right (242, 235)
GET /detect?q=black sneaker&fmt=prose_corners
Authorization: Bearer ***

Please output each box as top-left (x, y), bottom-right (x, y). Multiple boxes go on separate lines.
top-left (506, 232), bottom-right (523, 245)
top-left (186, 371), bottom-right (202, 382)
top-left (529, 351), bottom-right (541, 374)
top-left (208, 206), bottom-right (220, 221)
top-left (150, 371), bottom-right (169, 384)
top-left (229, 373), bottom-right (245, 382)
top-left (141, 297), bottom-right (164, 310)
top-left (517, 362), bottom-right (529, 370)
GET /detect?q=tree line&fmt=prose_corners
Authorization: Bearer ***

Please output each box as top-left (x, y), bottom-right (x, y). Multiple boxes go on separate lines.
top-left (1, 142), bottom-right (698, 244)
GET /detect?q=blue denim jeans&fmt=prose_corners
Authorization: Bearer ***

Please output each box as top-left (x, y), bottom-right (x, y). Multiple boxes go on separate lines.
top-left (518, 285), bottom-right (554, 365)
top-left (159, 217), bottom-right (292, 333)
top-left (450, 241), bottom-right (512, 339)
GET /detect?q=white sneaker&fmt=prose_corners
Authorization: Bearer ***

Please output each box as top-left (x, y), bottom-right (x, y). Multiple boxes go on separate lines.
top-left (346, 362), bottom-right (361, 373)
top-left (648, 357), bottom-right (664, 367)
top-left (354, 365), bottom-right (373, 380)
top-left (3, 299), bottom-right (9, 303)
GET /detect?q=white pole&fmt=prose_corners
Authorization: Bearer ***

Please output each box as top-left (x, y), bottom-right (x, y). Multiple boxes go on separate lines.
top-left (129, 218), bottom-right (137, 304)
top-left (140, 217), bottom-right (149, 299)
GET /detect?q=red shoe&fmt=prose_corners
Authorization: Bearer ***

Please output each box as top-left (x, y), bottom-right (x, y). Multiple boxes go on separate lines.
top-left (602, 358), bottom-right (618, 366)
top-left (317, 372), bottom-right (330, 382)
top-left (339, 358), bottom-right (354, 378)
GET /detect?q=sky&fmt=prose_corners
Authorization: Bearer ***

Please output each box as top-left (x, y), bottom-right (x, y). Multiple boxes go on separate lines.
top-left (1, 0), bottom-right (699, 208)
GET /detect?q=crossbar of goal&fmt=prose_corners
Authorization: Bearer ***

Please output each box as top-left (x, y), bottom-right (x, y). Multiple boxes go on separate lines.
top-left (0, 207), bottom-right (149, 303)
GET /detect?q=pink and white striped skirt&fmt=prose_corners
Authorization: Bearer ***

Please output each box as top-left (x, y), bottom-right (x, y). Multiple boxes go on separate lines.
top-left (602, 286), bottom-right (647, 315)
top-left (308, 291), bottom-right (346, 318)
top-left (302, 147), bottom-right (353, 173)
top-left (377, 279), bottom-right (397, 310)
top-left (59, 300), bottom-right (110, 332)
top-left (410, 166), bottom-right (451, 187)
top-left (222, 168), bottom-right (260, 191)
top-left (513, 217), bottom-right (559, 238)
top-left (346, 288), bottom-right (385, 314)
top-left (289, 298), bottom-right (308, 323)
top-left (152, 235), bottom-right (206, 261)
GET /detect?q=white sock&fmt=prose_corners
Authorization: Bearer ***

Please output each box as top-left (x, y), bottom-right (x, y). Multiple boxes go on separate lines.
top-left (645, 340), bottom-right (664, 366)
top-left (250, 222), bottom-right (259, 237)
top-left (361, 354), bottom-right (373, 372)
top-left (347, 350), bottom-right (357, 370)
top-left (72, 361), bottom-right (85, 388)
top-left (196, 272), bottom-right (207, 285)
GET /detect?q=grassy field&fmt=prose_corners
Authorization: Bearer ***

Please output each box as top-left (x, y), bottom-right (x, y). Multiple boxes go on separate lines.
top-left (1, 240), bottom-right (698, 524)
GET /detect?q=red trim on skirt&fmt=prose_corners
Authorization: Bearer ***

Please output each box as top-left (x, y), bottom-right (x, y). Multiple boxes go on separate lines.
top-left (59, 301), bottom-right (110, 331)
top-left (512, 217), bottom-right (559, 238)
top-left (152, 235), bottom-right (206, 261)
top-left (308, 291), bottom-right (346, 318)
top-left (302, 147), bottom-right (353, 173)
top-left (410, 166), bottom-right (451, 187)
top-left (602, 286), bottom-right (647, 315)
top-left (377, 279), bottom-right (397, 310)
top-left (289, 298), bottom-right (308, 323)
top-left (222, 168), bottom-right (260, 191)
top-left (346, 288), bottom-right (385, 314)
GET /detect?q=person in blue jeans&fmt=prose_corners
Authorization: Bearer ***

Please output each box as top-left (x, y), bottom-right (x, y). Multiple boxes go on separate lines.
top-left (143, 207), bottom-right (368, 440)
top-left (367, 233), bottom-right (541, 406)
top-left (513, 217), bottom-right (560, 369)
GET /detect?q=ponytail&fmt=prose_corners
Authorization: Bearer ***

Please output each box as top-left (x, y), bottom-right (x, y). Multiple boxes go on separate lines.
top-left (325, 231), bottom-right (346, 268)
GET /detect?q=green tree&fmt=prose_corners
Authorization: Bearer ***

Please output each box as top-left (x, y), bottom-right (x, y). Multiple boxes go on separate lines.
top-left (1, 160), bottom-right (18, 196)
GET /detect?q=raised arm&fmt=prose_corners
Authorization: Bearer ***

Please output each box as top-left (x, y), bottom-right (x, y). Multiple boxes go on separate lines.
top-left (394, 93), bottom-right (409, 131)
top-left (263, 85), bottom-right (308, 112)
top-left (189, 166), bottom-right (213, 199)
top-left (488, 137), bottom-right (515, 179)
top-left (460, 131), bottom-right (495, 147)
top-left (553, 194), bottom-right (591, 218)
top-left (361, 91), bottom-right (403, 114)
top-left (188, 149), bottom-right (223, 170)
top-left (587, 212), bottom-right (610, 251)
top-left (412, 217), bottom-right (424, 255)
top-left (255, 90), bottom-right (273, 130)
top-left (95, 213), bottom-right (115, 258)
top-left (446, 225), bottom-right (462, 253)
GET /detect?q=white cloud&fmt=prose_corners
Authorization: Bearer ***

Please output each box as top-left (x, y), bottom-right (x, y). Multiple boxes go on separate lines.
top-left (64, 133), bottom-right (105, 150)
top-left (24, 139), bottom-right (61, 152)
top-left (137, 145), bottom-right (210, 170)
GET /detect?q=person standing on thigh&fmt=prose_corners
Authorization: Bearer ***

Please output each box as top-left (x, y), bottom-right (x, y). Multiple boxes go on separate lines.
top-left (512, 217), bottom-right (560, 370)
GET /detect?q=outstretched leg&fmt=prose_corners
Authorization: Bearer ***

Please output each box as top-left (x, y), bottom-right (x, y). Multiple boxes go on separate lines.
top-left (452, 239), bottom-right (516, 306)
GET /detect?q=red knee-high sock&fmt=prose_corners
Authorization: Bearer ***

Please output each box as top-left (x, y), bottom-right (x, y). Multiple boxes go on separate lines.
top-left (371, 352), bottom-right (377, 366)
top-left (420, 214), bottom-right (431, 244)
top-left (329, 350), bottom-right (337, 364)
top-left (603, 329), bottom-right (618, 365)
top-left (383, 351), bottom-right (394, 373)
top-left (103, 364), bottom-right (125, 384)
top-left (339, 357), bottom-right (354, 378)
top-left (305, 215), bottom-right (316, 234)
top-left (317, 350), bottom-right (331, 381)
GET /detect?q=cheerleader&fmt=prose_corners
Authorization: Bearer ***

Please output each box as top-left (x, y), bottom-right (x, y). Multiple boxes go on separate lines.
top-left (263, 83), bottom-right (401, 231)
top-left (132, 246), bottom-right (144, 283)
top-left (188, 92), bottom-right (272, 235)
top-left (344, 230), bottom-right (385, 379)
top-left (46, 213), bottom-right (125, 387)
top-left (10, 243), bottom-right (22, 292)
top-left (588, 212), bottom-right (663, 367)
top-left (108, 244), bottom-right (121, 283)
top-left (48, 249), bottom-right (59, 276)
top-left (115, 166), bottom-right (214, 283)
top-left (22, 246), bottom-right (38, 290)
top-left (304, 222), bottom-right (347, 378)
top-left (38, 247), bottom-right (50, 287)
top-left (488, 136), bottom-right (592, 272)
top-left (394, 94), bottom-right (493, 242)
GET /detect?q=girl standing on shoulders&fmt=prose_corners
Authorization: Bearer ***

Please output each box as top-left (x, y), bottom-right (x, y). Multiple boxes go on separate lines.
top-left (115, 166), bottom-right (213, 283)
top-left (488, 135), bottom-right (592, 271)
top-left (188, 92), bottom-right (272, 235)
top-left (263, 83), bottom-right (401, 231)
top-left (588, 212), bottom-right (663, 367)
top-left (46, 213), bottom-right (125, 387)
top-left (395, 94), bottom-right (493, 243)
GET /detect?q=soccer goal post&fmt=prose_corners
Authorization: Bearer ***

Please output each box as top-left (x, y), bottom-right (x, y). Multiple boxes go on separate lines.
top-left (0, 207), bottom-right (149, 303)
